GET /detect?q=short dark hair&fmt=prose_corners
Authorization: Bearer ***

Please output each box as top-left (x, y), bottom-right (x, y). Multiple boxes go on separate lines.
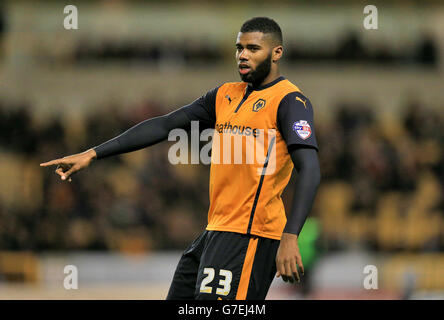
top-left (240, 17), bottom-right (283, 45)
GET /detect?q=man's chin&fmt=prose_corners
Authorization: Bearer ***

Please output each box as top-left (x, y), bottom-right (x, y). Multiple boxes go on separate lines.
top-left (239, 73), bottom-right (252, 83)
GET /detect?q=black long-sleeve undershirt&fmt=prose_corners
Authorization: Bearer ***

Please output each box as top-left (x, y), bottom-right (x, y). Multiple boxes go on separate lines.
top-left (93, 107), bottom-right (191, 159)
top-left (284, 145), bottom-right (321, 236)
top-left (94, 85), bottom-right (219, 159)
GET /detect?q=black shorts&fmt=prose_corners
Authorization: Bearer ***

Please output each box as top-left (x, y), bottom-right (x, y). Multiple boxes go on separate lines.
top-left (166, 230), bottom-right (280, 300)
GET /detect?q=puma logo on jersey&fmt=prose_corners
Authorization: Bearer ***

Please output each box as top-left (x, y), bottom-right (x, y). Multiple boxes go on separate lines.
top-left (296, 96), bottom-right (307, 109)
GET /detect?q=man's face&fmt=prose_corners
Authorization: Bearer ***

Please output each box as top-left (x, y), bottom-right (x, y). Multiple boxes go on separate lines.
top-left (236, 32), bottom-right (273, 86)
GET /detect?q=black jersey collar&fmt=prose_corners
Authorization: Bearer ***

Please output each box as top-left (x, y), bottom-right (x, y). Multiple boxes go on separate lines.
top-left (247, 76), bottom-right (286, 91)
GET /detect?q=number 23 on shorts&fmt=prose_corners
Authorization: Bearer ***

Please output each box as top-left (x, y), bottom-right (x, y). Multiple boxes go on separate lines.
top-left (200, 268), bottom-right (233, 296)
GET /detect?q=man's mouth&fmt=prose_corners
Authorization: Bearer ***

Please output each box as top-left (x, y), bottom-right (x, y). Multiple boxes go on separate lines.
top-left (239, 64), bottom-right (251, 75)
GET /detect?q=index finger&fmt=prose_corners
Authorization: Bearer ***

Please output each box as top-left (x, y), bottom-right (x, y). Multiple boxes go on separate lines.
top-left (40, 158), bottom-right (65, 167)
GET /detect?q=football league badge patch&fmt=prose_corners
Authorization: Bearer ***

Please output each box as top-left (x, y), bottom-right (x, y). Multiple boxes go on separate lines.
top-left (293, 120), bottom-right (312, 140)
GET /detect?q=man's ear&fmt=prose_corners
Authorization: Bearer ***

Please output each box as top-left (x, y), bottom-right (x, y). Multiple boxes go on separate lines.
top-left (272, 45), bottom-right (283, 63)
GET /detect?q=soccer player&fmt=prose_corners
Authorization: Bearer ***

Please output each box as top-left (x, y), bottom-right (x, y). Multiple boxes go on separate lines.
top-left (40, 17), bottom-right (321, 300)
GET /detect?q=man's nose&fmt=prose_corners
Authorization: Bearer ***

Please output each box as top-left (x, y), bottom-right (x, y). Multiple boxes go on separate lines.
top-left (238, 49), bottom-right (249, 60)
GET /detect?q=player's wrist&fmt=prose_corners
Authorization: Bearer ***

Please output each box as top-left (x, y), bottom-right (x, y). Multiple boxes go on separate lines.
top-left (281, 232), bottom-right (298, 241)
top-left (85, 148), bottom-right (97, 160)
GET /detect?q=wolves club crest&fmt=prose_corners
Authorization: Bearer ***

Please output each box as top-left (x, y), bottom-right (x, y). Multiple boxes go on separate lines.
top-left (252, 99), bottom-right (266, 112)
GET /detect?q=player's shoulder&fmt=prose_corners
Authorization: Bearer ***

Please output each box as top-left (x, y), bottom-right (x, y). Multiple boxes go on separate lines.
top-left (203, 81), bottom-right (241, 98)
top-left (276, 80), bottom-right (312, 105)
top-left (217, 81), bottom-right (248, 95)
top-left (220, 81), bottom-right (247, 89)
top-left (277, 78), bottom-right (304, 97)
top-left (276, 81), bottom-right (314, 113)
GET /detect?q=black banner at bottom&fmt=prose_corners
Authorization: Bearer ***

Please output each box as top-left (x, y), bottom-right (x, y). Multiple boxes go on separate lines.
top-left (0, 300), bottom-right (435, 319)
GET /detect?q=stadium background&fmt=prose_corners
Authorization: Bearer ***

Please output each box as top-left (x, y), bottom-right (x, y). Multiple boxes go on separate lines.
top-left (0, 0), bottom-right (443, 299)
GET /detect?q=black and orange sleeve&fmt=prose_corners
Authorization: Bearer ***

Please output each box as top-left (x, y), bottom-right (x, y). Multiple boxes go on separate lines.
top-left (277, 92), bottom-right (321, 236)
top-left (277, 92), bottom-right (318, 151)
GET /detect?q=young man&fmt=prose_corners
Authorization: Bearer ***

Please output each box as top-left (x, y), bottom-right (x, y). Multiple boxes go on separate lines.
top-left (40, 17), bottom-right (321, 300)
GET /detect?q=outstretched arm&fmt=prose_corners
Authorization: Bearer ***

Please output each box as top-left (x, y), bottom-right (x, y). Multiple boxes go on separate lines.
top-left (93, 108), bottom-right (191, 159)
top-left (40, 85), bottom-right (220, 180)
top-left (39, 107), bottom-right (191, 180)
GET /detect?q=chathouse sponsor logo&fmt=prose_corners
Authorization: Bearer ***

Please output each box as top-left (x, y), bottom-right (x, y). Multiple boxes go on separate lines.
top-left (215, 122), bottom-right (260, 138)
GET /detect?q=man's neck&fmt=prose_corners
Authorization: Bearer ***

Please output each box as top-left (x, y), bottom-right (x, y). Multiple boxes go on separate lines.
top-left (249, 71), bottom-right (281, 90)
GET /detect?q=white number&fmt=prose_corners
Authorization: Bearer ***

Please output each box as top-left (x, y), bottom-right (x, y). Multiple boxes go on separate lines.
top-left (199, 268), bottom-right (232, 296)
top-left (216, 269), bottom-right (232, 296)
top-left (200, 268), bottom-right (215, 293)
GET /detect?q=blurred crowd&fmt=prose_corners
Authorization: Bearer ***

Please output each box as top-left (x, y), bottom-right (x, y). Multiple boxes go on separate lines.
top-left (39, 31), bottom-right (439, 68)
top-left (0, 100), bottom-right (210, 252)
top-left (313, 100), bottom-right (444, 252)
top-left (0, 96), bottom-right (443, 253)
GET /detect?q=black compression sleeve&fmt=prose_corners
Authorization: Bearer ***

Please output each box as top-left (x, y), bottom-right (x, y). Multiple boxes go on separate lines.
top-left (93, 86), bottom-right (220, 160)
top-left (283, 146), bottom-right (321, 236)
top-left (93, 107), bottom-right (191, 160)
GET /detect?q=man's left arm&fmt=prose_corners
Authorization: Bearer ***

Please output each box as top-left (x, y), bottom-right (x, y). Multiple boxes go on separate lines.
top-left (276, 146), bottom-right (320, 283)
top-left (275, 91), bottom-right (321, 283)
